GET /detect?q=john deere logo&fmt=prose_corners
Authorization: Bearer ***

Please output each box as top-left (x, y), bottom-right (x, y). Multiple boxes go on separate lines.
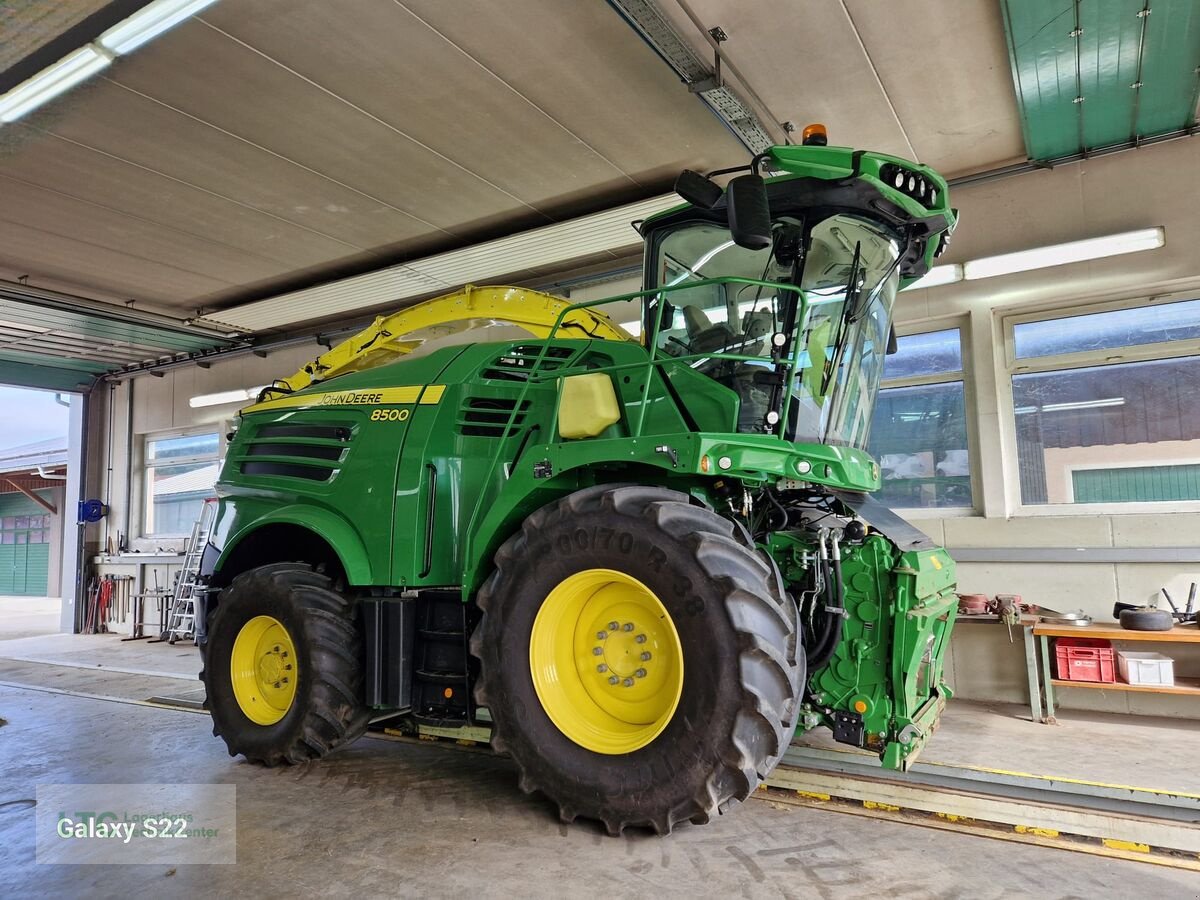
top-left (320, 391), bottom-right (385, 406)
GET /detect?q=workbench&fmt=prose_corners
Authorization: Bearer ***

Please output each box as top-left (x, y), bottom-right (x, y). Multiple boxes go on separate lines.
top-left (1033, 622), bottom-right (1200, 723)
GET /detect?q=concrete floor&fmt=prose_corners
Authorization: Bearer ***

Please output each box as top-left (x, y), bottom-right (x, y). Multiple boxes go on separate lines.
top-left (2, 615), bottom-right (1198, 896)
top-left (4, 683), bottom-right (1200, 899)
top-left (0, 597), bottom-right (59, 641)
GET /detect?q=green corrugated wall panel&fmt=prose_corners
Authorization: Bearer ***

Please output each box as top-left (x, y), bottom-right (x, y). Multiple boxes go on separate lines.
top-left (1002, 0), bottom-right (1200, 161)
top-left (0, 494), bottom-right (46, 517)
top-left (0, 492), bottom-right (52, 596)
top-left (0, 359), bottom-right (97, 392)
top-left (0, 349), bottom-right (110, 374)
top-left (1136, 0), bottom-right (1200, 135)
top-left (0, 546), bottom-right (24, 594)
top-left (1002, 0), bottom-right (1082, 160)
top-left (1078, 1), bottom-right (1143, 151)
top-left (2, 300), bottom-right (221, 353)
top-left (1072, 463), bottom-right (1200, 502)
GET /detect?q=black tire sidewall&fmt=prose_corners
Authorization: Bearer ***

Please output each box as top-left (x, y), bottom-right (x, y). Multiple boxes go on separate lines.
top-left (205, 576), bottom-right (322, 759)
top-left (1119, 608), bottom-right (1175, 632)
top-left (481, 506), bottom-right (748, 819)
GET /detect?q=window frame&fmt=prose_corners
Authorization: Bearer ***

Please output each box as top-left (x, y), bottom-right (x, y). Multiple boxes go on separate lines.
top-left (1001, 291), bottom-right (1200, 516)
top-left (870, 316), bottom-right (978, 517)
top-left (141, 426), bottom-right (223, 538)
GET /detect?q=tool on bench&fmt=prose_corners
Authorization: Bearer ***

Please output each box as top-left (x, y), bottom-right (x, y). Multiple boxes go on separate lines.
top-left (1156, 585), bottom-right (1199, 625)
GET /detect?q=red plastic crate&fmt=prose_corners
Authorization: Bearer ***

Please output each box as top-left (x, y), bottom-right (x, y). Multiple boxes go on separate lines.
top-left (1054, 637), bottom-right (1116, 683)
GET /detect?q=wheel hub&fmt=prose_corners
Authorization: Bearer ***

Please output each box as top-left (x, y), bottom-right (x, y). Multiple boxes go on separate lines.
top-left (230, 616), bottom-right (298, 726)
top-left (529, 568), bottom-right (683, 755)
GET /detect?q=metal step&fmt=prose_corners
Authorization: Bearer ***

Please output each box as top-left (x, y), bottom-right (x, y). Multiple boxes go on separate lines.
top-left (406, 719), bottom-right (1200, 860)
top-left (769, 743), bottom-right (1200, 858)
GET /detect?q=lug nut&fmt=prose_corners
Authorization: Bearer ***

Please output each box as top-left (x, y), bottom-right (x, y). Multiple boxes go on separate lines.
top-left (623, 623), bottom-right (634, 632)
top-left (281, 677), bottom-right (288, 684)
top-left (608, 675), bottom-right (620, 685)
top-left (285, 664), bottom-right (293, 671)
top-left (596, 631), bottom-right (607, 640)
top-left (635, 668), bottom-right (647, 678)
top-left (592, 647), bottom-right (603, 656)
top-left (635, 634), bottom-right (647, 644)
top-left (640, 652), bottom-right (652, 661)
top-left (622, 678), bottom-right (634, 687)
top-left (608, 621), bottom-right (619, 631)
top-left (273, 681), bottom-right (282, 689)
top-left (273, 645), bottom-right (281, 652)
top-left (597, 664), bottom-right (608, 673)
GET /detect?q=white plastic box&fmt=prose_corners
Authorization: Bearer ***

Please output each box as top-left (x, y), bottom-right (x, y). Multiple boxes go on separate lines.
top-left (1117, 650), bottom-right (1175, 686)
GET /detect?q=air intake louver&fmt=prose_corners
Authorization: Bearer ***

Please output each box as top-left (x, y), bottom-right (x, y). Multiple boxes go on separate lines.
top-left (456, 397), bottom-right (531, 438)
top-left (481, 345), bottom-right (574, 382)
top-left (240, 422), bottom-right (354, 482)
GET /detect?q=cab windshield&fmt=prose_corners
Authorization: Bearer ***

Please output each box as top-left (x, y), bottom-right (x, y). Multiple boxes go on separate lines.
top-left (649, 213), bottom-right (901, 449)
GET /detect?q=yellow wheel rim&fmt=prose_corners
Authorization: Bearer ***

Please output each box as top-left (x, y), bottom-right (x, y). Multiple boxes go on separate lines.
top-left (230, 615), bottom-right (298, 726)
top-left (529, 568), bottom-right (684, 755)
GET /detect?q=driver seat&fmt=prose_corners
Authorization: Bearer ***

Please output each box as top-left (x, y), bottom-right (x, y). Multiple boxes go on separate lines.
top-left (682, 305), bottom-right (711, 337)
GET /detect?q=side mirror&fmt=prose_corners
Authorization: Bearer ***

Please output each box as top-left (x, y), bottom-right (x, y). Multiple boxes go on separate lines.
top-left (726, 174), bottom-right (771, 250)
top-left (886, 325), bottom-right (899, 355)
top-left (674, 169), bottom-right (723, 209)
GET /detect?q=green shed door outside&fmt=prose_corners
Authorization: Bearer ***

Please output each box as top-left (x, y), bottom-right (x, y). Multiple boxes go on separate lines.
top-left (0, 493), bottom-right (53, 596)
top-left (1072, 464), bottom-right (1200, 503)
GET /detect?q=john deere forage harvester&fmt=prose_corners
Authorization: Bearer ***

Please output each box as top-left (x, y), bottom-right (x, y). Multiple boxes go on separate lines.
top-left (198, 129), bottom-right (960, 834)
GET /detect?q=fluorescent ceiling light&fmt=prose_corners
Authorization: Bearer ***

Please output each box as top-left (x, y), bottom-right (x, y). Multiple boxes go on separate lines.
top-left (99, 0), bottom-right (221, 55)
top-left (0, 0), bottom-right (218, 124)
top-left (189, 385), bottom-right (265, 409)
top-left (964, 228), bottom-right (1164, 281)
top-left (195, 194), bottom-right (678, 333)
top-left (0, 46), bottom-right (112, 123)
top-left (902, 264), bottom-right (962, 291)
top-left (1014, 397), bottom-right (1125, 415)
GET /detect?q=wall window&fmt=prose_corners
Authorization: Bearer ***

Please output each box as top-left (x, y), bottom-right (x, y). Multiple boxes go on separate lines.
top-left (144, 432), bottom-right (220, 536)
top-left (1009, 300), bottom-right (1200, 506)
top-left (867, 328), bottom-right (973, 509)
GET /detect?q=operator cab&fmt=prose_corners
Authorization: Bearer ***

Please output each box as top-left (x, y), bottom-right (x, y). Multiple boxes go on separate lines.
top-left (646, 209), bottom-right (902, 447)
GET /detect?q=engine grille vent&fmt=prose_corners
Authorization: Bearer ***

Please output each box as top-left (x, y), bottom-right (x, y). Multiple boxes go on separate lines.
top-left (481, 345), bottom-right (574, 382)
top-left (240, 461), bottom-right (334, 482)
top-left (456, 397), bottom-right (531, 438)
top-left (239, 422), bottom-right (354, 482)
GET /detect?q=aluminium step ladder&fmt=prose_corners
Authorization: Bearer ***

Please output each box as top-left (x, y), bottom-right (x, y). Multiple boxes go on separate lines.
top-left (163, 497), bottom-right (218, 645)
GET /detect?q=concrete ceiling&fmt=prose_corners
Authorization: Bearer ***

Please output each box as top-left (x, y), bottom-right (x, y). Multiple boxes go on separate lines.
top-left (653, 0), bottom-right (1027, 175)
top-left (0, 0), bottom-right (1032, 334)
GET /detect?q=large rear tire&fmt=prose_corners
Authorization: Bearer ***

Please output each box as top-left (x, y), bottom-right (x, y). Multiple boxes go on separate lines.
top-left (471, 485), bottom-right (804, 834)
top-left (201, 563), bottom-right (370, 765)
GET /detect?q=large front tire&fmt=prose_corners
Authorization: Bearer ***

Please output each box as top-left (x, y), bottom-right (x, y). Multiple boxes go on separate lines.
top-left (201, 563), bottom-right (370, 765)
top-left (471, 485), bottom-right (804, 834)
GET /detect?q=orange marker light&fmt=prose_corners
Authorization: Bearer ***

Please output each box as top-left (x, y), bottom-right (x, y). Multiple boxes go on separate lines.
top-left (853, 700), bottom-right (868, 713)
top-left (443, 687), bottom-right (454, 699)
top-left (700, 455), bottom-right (711, 473)
top-left (801, 123), bottom-right (828, 146)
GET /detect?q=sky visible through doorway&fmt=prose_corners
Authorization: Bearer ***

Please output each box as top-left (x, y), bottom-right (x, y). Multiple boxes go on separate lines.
top-left (0, 386), bottom-right (70, 452)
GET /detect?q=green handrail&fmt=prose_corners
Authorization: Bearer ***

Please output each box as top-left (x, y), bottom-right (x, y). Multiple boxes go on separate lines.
top-left (460, 276), bottom-right (809, 578)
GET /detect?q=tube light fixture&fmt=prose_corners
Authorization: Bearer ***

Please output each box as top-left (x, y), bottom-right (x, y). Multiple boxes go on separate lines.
top-left (98, 0), bottom-right (221, 55)
top-left (1014, 397), bottom-right (1126, 415)
top-left (189, 385), bottom-right (266, 409)
top-left (963, 228), bottom-right (1165, 281)
top-left (0, 0), bottom-right (219, 124)
top-left (901, 264), bottom-right (963, 291)
top-left (0, 46), bottom-right (112, 123)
